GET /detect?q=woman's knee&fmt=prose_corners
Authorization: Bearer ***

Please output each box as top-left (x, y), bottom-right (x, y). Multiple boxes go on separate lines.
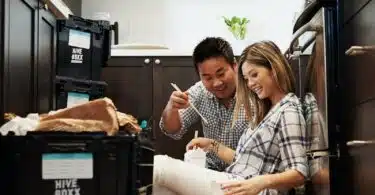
top-left (153, 155), bottom-right (171, 184)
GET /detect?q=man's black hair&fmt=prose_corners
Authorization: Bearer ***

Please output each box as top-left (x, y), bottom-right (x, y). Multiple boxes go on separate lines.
top-left (192, 37), bottom-right (236, 74)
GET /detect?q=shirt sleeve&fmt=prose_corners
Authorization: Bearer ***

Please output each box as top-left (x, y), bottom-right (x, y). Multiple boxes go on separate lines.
top-left (159, 82), bottom-right (202, 140)
top-left (277, 105), bottom-right (309, 178)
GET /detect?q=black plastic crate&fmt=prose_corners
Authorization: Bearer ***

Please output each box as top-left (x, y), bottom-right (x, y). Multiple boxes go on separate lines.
top-left (55, 76), bottom-right (107, 110)
top-left (56, 15), bottom-right (115, 80)
top-left (0, 132), bottom-right (139, 195)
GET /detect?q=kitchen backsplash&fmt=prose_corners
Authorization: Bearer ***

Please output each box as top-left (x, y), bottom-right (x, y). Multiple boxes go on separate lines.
top-left (82, 0), bottom-right (305, 55)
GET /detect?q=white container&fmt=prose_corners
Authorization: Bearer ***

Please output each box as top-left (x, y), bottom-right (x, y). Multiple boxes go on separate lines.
top-left (211, 181), bottom-right (225, 195)
top-left (184, 148), bottom-right (206, 168)
top-left (92, 12), bottom-right (110, 21)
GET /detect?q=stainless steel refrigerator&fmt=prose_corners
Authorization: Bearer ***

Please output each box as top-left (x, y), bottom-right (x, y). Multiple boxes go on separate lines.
top-left (286, 0), bottom-right (338, 194)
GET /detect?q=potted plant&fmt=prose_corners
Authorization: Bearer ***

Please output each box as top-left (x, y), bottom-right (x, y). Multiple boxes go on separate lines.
top-left (223, 16), bottom-right (250, 40)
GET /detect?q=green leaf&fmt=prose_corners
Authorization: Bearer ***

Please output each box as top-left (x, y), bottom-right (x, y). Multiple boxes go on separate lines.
top-left (223, 16), bottom-right (232, 27)
top-left (223, 16), bottom-right (249, 40)
top-left (232, 16), bottom-right (241, 24)
top-left (241, 18), bottom-right (250, 25)
top-left (239, 27), bottom-right (247, 40)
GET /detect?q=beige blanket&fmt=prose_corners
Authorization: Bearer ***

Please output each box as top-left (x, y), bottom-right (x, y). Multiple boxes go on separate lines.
top-left (34, 98), bottom-right (141, 135)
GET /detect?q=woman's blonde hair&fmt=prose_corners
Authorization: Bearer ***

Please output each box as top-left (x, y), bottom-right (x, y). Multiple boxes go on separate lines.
top-left (233, 41), bottom-right (296, 128)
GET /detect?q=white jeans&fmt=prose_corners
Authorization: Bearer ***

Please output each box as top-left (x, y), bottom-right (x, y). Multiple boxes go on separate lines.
top-left (152, 155), bottom-right (241, 195)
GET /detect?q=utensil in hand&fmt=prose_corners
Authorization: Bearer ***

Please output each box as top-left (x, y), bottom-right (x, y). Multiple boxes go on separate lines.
top-left (170, 83), bottom-right (208, 124)
top-left (193, 130), bottom-right (198, 150)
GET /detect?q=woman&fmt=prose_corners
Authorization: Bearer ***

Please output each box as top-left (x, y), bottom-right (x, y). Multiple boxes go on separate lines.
top-left (153, 41), bottom-right (308, 195)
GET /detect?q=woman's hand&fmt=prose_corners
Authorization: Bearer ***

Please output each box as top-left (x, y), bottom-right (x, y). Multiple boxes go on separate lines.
top-left (186, 137), bottom-right (213, 152)
top-left (221, 176), bottom-right (267, 195)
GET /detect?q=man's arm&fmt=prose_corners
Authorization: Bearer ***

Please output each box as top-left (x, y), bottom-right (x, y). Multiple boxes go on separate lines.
top-left (159, 82), bottom-right (203, 139)
top-left (161, 102), bottom-right (182, 133)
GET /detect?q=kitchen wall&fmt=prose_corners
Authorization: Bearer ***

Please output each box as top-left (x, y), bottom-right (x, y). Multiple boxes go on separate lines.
top-left (82, 0), bottom-right (305, 55)
top-left (62, 0), bottom-right (82, 16)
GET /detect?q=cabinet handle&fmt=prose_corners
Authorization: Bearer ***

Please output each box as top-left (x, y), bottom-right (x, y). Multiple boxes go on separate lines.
top-left (347, 140), bottom-right (375, 147)
top-left (154, 59), bottom-right (161, 64)
top-left (144, 58), bottom-right (150, 64)
top-left (345, 45), bottom-right (375, 56)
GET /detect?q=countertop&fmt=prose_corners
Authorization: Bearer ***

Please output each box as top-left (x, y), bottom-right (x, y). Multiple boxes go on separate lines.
top-left (110, 48), bottom-right (193, 57)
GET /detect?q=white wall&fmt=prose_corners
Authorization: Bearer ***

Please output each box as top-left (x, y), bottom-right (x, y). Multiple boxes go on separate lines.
top-left (82, 0), bottom-right (305, 55)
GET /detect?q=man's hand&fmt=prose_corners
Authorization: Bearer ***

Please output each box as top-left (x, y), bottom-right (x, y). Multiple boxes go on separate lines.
top-left (168, 91), bottom-right (190, 110)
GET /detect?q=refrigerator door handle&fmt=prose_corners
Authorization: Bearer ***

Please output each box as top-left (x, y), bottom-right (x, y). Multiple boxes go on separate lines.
top-left (345, 45), bottom-right (375, 56)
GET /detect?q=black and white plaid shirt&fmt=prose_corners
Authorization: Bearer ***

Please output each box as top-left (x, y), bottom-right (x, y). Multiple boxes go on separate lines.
top-left (303, 93), bottom-right (328, 178)
top-left (226, 93), bottom-right (308, 195)
top-left (160, 81), bottom-right (249, 171)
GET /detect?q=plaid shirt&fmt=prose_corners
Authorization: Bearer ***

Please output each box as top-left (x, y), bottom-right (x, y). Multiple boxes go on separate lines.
top-left (303, 93), bottom-right (328, 178)
top-left (226, 93), bottom-right (308, 195)
top-left (303, 93), bottom-right (328, 151)
top-left (160, 81), bottom-right (249, 171)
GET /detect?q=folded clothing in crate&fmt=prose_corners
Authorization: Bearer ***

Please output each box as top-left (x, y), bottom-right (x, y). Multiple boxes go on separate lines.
top-left (38, 97), bottom-right (141, 135)
top-left (37, 97), bottom-right (119, 135)
top-left (116, 111), bottom-right (142, 134)
top-left (1, 98), bottom-right (141, 136)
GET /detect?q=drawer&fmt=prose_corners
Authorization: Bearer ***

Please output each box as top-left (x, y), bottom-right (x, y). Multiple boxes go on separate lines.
top-left (341, 0), bottom-right (375, 106)
top-left (343, 100), bottom-right (375, 140)
top-left (343, 0), bottom-right (375, 47)
top-left (347, 144), bottom-right (375, 195)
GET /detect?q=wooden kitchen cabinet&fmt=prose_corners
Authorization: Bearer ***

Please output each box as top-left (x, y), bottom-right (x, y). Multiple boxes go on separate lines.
top-left (103, 56), bottom-right (202, 159)
top-left (37, 3), bottom-right (57, 113)
top-left (0, 0), bottom-right (57, 121)
top-left (153, 57), bottom-right (202, 159)
top-left (337, 0), bottom-right (375, 194)
top-left (101, 57), bottom-right (154, 123)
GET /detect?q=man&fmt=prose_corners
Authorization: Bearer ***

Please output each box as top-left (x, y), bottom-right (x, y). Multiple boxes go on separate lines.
top-left (159, 37), bottom-right (249, 171)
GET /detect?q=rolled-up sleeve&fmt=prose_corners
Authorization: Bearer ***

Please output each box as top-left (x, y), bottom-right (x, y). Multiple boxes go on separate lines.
top-left (159, 82), bottom-right (202, 140)
top-left (277, 106), bottom-right (308, 178)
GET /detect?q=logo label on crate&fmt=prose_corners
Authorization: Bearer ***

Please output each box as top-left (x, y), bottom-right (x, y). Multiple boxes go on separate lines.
top-left (68, 29), bottom-right (91, 49)
top-left (67, 92), bottom-right (90, 108)
top-left (71, 48), bottom-right (84, 64)
top-left (54, 179), bottom-right (81, 195)
top-left (42, 153), bottom-right (93, 180)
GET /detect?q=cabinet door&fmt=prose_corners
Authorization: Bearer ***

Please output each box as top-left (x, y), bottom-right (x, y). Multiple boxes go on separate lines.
top-left (153, 57), bottom-right (202, 159)
top-left (4, 0), bottom-right (38, 116)
top-left (342, 0), bottom-right (375, 106)
top-left (102, 57), bottom-right (153, 122)
top-left (339, 1), bottom-right (375, 194)
top-left (37, 5), bottom-right (56, 113)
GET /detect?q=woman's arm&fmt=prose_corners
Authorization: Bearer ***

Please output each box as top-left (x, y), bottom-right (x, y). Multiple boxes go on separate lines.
top-left (222, 169), bottom-right (305, 195)
top-left (187, 138), bottom-right (236, 164)
top-left (211, 140), bottom-right (235, 164)
top-left (223, 106), bottom-right (308, 194)
top-left (260, 169), bottom-right (305, 190)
